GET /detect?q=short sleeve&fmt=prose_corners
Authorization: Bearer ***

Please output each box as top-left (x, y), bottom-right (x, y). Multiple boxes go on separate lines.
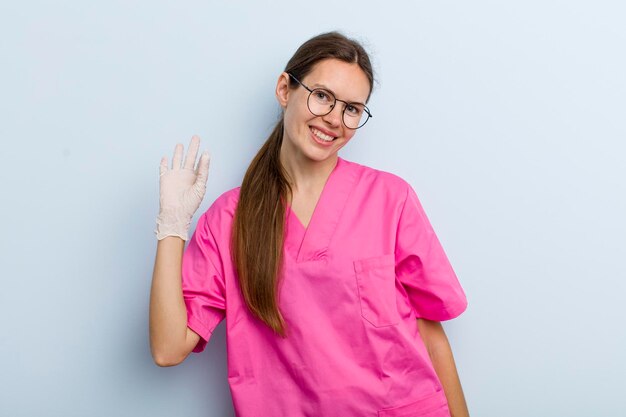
top-left (395, 183), bottom-right (468, 321)
top-left (181, 212), bottom-right (226, 353)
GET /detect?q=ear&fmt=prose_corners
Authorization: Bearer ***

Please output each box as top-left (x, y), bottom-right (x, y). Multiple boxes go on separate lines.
top-left (275, 72), bottom-right (291, 109)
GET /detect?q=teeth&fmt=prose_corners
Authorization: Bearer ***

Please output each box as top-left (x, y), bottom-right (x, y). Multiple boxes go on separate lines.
top-left (311, 127), bottom-right (335, 142)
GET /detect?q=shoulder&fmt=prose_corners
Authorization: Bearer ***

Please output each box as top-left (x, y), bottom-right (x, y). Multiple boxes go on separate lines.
top-left (340, 157), bottom-right (411, 199)
top-left (212, 186), bottom-right (241, 210)
top-left (198, 186), bottom-right (241, 232)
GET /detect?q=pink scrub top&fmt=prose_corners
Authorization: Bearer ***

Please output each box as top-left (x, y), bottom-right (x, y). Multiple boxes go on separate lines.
top-left (181, 156), bottom-right (468, 417)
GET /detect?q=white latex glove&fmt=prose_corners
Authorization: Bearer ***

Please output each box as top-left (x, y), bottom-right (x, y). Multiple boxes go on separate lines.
top-left (154, 135), bottom-right (210, 241)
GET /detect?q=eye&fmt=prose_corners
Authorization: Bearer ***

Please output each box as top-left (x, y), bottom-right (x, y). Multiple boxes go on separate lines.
top-left (313, 89), bottom-right (332, 103)
top-left (345, 104), bottom-right (364, 116)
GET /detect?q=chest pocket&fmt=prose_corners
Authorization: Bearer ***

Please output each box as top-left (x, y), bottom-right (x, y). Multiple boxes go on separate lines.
top-left (353, 254), bottom-right (400, 327)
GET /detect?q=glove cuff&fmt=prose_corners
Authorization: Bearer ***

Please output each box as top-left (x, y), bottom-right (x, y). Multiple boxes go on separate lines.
top-left (154, 208), bottom-right (193, 241)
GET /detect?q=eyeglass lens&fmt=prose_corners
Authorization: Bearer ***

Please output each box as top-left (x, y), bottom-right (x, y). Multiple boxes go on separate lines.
top-left (308, 89), bottom-right (369, 129)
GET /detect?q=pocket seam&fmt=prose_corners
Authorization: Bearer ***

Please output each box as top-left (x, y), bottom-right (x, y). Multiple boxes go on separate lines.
top-left (354, 254), bottom-right (399, 328)
top-left (377, 388), bottom-right (449, 417)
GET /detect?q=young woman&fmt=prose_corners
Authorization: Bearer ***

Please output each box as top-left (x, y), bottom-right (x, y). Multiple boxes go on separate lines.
top-left (150, 31), bottom-right (470, 417)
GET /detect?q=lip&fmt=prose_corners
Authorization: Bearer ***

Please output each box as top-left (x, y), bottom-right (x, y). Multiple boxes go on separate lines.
top-left (310, 125), bottom-right (339, 138)
top-left (309, 127), bottom-right (336, 146)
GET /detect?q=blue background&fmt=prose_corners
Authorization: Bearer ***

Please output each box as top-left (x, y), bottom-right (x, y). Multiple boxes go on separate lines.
top-left (1, 1), bottom-right (625, 416)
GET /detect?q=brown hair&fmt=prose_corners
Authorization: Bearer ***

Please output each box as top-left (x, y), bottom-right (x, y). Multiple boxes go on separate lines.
top-left (231, 31), bottom-right (375, 337)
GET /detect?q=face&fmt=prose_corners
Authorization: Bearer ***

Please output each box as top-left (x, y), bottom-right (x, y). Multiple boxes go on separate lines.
top-left (275, 58), bottom-right (371, 164)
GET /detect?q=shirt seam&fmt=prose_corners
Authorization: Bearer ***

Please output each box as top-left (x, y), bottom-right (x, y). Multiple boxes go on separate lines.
top-left (202, 212), bottom-right (226, 285)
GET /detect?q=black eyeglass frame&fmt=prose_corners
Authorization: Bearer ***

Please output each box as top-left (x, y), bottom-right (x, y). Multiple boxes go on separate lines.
top-left (287, 72), bottom-right (373, 130)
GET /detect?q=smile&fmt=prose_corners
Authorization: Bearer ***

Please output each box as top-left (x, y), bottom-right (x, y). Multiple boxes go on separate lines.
top-left (310, 127), bottom-right (336, 142)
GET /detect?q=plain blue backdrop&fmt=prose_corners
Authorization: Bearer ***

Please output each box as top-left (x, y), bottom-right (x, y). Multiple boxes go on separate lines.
top-left (1, 1), bottom-right (625, 416)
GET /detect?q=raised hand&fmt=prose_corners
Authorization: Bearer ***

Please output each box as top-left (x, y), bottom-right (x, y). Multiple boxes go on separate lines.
top-left (154, 135), bottom-right (211, 241)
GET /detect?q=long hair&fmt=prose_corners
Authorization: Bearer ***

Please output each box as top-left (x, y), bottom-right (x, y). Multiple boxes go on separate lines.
top-left (231, 31), bottom-right (375, 337)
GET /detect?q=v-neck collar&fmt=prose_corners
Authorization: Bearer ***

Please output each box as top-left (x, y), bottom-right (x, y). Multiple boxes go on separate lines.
top-left (284, 157), bottom-right (359, 263)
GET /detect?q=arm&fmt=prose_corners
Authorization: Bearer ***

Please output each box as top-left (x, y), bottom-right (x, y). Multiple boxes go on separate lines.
top-left (417, 318), bottom-right (470, 417)
top-left (149, 236), bottom-right (201, 367)
top-left (150, 136), bottom-right (211, 366)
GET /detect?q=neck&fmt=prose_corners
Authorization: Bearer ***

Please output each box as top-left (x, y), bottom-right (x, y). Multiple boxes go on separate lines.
top-left (279, 142), bottom-right (338, 194)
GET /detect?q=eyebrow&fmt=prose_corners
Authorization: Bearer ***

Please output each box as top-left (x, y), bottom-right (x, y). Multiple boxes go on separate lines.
top-left (311, 83), bottom-right (367, 106)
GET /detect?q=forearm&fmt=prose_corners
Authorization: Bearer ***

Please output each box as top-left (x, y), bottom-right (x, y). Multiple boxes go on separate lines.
top-left (149, 236), bottom-right (188, 365)
top-left (417, 319), bottom-right (470, 417)
top-left (428, 341), bottom-right (469, 417)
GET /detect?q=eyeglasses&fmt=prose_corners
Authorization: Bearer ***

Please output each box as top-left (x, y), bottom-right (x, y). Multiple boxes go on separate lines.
top-left (287, 73), bottom-right (372, 130)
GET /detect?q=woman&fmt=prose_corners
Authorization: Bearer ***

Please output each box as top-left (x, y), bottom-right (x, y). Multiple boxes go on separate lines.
top-left (150, 31), bottom-right (470, 417)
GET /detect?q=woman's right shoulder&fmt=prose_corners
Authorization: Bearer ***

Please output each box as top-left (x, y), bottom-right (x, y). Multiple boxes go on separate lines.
top-left (198, 186), bottom-right (241, 229)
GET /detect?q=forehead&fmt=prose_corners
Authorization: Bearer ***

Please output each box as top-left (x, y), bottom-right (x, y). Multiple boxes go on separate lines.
top-left (302, 59), bottom-right (370, 103)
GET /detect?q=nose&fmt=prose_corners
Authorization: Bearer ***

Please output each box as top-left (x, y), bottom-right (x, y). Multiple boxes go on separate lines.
top-left (321, 103), bottom-right (343, 127)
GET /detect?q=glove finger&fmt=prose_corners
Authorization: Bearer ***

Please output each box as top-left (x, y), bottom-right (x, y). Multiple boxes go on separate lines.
top-left (183, 135), bottom-right (200, 170)
top-left (159, 156), bottom-right (168, 176)
top-left (172, 143), bottom-right (183, 170)
top-left (195, 151), bottom-right (210, 186)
